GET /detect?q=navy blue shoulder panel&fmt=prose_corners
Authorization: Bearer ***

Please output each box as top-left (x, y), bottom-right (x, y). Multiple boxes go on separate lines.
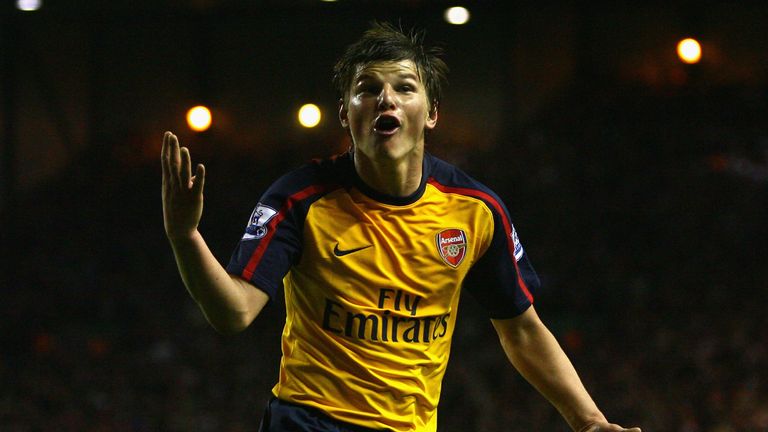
top-left (426, 154), bottom-right (509, 203)
top-left (226, 153), bottom-right (352, 299)
top-left (261, 152), bottom-right (353, 209)
top-left (425, 154), bottom-right (540, 318)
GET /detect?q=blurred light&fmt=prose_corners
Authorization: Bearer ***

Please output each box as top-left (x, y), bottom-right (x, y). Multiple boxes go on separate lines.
top-left (298, 104), bottom-right (322, 128)
top-left (444, 6), bottom-right (470, 25)
top-left (186, 106), bottom-right (212, 132)
top-left (677, 38), bottom-right (702, 64)
top-left (16, 0), bottom-right (42, 11)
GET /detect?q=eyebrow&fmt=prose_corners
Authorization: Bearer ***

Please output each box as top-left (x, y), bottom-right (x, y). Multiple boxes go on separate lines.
top-left (355, 72), bottom-right (420, 82)
top-left (396, 71), bottom-right (420, 80)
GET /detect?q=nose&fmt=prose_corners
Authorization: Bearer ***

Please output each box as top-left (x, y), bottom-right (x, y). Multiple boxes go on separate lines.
top-left (377, 84), bottom-right (397, 111)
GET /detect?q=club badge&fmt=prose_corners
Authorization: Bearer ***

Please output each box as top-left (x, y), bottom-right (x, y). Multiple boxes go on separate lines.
top-left (436, 229), bottom-right (467, 268)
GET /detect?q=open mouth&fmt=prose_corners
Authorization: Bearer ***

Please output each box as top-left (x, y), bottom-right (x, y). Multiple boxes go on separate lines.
top-left (374, 115), bottom-right (401, 135)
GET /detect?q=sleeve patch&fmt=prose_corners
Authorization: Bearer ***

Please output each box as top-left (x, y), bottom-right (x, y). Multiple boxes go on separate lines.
top-left (242, 203), bottom-right (278, 240)
top-left (511, 224), bottom-right (524, 261)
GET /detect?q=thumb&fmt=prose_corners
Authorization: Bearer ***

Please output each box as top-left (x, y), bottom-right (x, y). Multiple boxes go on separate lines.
top-left (192, 163), bottom-right (206, 195)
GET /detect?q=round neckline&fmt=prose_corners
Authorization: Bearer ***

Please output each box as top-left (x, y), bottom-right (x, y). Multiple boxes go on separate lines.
top-left (347, 151), bottom-right (430, 206)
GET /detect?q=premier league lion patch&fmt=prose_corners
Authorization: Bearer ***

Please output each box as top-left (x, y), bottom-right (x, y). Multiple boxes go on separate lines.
top-left (243, 203), bottom-right (278, 240)
top-left (511, 224), bottom-right (524, 261)
top-left (436, 229), bottom-right (467, 268)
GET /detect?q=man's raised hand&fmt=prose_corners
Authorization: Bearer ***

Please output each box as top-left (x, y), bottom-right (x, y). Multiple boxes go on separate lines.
top-left (161, 131), bottom-right (206, 242)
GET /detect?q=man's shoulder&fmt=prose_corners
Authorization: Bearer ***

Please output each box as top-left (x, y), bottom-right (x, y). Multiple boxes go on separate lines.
top-left (425, 153), bottom-right (499, 198)
top-left (265, 152), bottom-right (353, 199)
top-left (424, 153), bottom-right (518, 221)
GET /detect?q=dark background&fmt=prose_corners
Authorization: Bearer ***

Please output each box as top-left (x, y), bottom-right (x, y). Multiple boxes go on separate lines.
top-left (2, 1), bottom-right (767, 431)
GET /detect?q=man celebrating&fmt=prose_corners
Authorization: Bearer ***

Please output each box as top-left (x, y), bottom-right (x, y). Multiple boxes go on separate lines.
top-left (161, 22), bottom-right (640, 432)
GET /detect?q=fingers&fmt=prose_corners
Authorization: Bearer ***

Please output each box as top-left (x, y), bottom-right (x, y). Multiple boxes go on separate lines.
top-left (180, 146), bottom-right (192, 188)
top-left (163, 131), bottom-right (180, 188)
top-left (161, 131), bottom-right (171, 186)
top-left (169, 132), bottom-right (182, 188)
top-left (161, 131), bottom-right (188, 190)
top-left (161, 131), bottom-right (202, 194)
top-left (192, 163), bottom-right (206, 196)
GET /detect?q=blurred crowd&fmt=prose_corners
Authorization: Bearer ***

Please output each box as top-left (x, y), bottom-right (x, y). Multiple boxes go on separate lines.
top-left (2, 78), bottom-right (767, 431)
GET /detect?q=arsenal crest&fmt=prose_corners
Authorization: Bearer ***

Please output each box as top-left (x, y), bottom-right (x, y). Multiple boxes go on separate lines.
top-left (436, 229), bottom-right (467, 268)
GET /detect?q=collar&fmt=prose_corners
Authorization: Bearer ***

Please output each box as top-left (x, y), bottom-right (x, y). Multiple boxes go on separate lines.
top-left (347, 151), bottom-right (430, 206)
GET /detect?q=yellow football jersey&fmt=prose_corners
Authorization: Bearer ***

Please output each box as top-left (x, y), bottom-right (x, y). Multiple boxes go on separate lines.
top-left (228, 152), bottom-right (539, 431)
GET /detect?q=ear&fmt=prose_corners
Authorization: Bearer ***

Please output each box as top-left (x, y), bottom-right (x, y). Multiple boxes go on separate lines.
top-left (425, 102), bottom-right (438, 130)
top-left (338, 98), bottom-right (349, 129)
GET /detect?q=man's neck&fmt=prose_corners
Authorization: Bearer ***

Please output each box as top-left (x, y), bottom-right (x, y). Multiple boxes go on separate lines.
top-left (353, 150), bottom-right (424, 198)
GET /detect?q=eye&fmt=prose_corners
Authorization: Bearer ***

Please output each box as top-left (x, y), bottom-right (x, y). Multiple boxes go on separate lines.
top-left (356, 85), bottom-right (376, 96)
top-left (398, 84), bottom-right (415, 93)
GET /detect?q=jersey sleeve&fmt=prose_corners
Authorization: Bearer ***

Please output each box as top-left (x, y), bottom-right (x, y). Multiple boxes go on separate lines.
top-left (226, 165), bottom-right (337, 299)
top-left (463, 199), bottom-right (540, 319)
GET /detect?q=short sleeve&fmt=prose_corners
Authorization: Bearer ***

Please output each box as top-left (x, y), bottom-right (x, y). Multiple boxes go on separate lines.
top-left (226, 202), bottom-right (299, 299)
top-left (463, 203), bottom-right (540, 319)
top-left (226, 164), bottom-right (339, 299)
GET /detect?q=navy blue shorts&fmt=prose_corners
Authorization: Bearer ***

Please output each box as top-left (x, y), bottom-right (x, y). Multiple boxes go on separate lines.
top-left (257, 397), bottom-right (389, 432)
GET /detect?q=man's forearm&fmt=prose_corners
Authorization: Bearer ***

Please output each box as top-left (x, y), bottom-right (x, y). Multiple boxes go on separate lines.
top-left (169, 230), bottom-right (267, 333)
top-left (493, 310), bottom-right (606, 431)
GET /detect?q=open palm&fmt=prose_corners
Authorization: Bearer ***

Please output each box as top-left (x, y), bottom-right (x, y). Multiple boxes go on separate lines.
top-left (160, 131), bottom-right (206, 241)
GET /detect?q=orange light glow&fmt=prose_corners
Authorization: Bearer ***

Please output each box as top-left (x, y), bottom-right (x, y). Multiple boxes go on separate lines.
top-left (298, 103), bottom-right (322, 128)
top-left (186, 106), bottom-right (212, 132)
top-left (677, 38), bottom-right (702, 64)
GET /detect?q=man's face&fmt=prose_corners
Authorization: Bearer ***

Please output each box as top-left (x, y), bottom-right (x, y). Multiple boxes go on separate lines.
top-left (339, 60), bottom-right (438, 164)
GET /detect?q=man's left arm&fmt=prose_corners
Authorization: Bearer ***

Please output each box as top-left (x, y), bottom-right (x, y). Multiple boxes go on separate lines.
top-left (491, 306), bottom-right (641, 432)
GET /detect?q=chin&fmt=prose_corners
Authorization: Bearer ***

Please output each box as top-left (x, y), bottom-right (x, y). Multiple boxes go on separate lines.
top-left (376, 140), bottom-right (414, 161)
top-left (354, 133), bottom-right (421, 162)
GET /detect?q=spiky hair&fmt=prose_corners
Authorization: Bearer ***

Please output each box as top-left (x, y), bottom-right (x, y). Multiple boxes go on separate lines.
top-left (333, 22), bottom-right (449, 111)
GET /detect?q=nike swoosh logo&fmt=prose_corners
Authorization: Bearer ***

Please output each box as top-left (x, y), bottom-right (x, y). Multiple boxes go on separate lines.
top-left (333, 243), bottom-right (372, 257)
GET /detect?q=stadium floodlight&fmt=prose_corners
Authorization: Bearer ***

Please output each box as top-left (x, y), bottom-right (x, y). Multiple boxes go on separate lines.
top-left (16, 0), bottom-right (42, 11)
top-left (298, 104), bottom-right (322, 128)
top-left (677, 38), bottom-right (702, 64)
top-left (187, 105), bottom-right (212, 132)
top-left (444, 7), bottom-right (470, 25)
